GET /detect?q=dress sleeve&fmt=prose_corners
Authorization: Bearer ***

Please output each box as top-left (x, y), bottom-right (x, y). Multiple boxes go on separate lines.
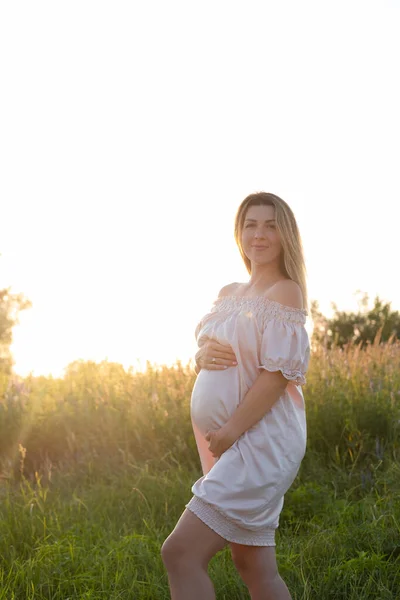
top-left (258, 316), bottom-right (310, 386)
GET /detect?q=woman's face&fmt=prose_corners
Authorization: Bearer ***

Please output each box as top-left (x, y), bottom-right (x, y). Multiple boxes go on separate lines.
top-left (241, 204), bottom-right (282, 266)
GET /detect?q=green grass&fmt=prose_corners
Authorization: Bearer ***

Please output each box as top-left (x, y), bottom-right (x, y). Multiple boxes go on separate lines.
top-left (0, 340), bottom-right (400, 598)
top-left (0, 462), bottom-right (399, 599)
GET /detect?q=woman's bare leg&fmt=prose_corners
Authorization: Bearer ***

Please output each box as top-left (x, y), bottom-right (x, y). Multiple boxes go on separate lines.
top-left (230, 543), bottom-right (292, 600)
top-left (161, 508), bottom-right (228, 600)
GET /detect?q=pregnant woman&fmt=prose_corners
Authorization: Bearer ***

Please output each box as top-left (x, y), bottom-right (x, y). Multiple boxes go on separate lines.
top-left (161, 192), bottom-right (310, 600)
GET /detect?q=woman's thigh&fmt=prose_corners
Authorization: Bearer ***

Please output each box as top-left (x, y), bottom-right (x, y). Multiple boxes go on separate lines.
top-left (161, 509), bottom-right (228, 569)
top-left (229, 542), bottom-right (278, 580)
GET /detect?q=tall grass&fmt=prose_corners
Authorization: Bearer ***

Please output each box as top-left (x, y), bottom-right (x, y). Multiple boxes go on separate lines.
top-left (0, 340), bottom-right (399, 598)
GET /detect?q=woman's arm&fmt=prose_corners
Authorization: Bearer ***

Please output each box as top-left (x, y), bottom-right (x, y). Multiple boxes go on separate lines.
top-left (205, 369), bottom-right (288, 457)
top-left (225, 369), bottom-right (288, 440)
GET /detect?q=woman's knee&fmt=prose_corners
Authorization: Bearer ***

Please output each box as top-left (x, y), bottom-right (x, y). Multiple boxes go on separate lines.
top-left (161, 508), bottom-right (228, 570)
top-left (160, 534), bottom-right (186, 569)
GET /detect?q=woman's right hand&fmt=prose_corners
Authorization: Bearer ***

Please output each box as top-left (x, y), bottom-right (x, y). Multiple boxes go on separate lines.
top-left (195, 339), bottom-right (237, 372)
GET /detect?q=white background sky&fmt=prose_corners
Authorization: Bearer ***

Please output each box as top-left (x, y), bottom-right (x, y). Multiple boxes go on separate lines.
top-left (1, 1), bottom-right (399, 377)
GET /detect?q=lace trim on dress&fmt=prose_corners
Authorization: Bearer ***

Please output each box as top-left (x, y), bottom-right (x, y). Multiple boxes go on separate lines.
top-left (212, 295), bottom-right (307, 324)
top-left (258, 359), bottom-right (307, 386)
top-left (185, 496), bottom-right (276, 546)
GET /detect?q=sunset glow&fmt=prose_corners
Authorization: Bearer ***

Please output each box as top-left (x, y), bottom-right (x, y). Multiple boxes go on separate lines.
top-left (1, 1), bottom-right (399, 377)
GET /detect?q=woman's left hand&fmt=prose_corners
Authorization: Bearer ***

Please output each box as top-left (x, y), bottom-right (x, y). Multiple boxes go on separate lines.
top-left (205, 425), bottom-right (238, 458)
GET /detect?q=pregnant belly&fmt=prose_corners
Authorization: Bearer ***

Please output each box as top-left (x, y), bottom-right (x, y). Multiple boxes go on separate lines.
top-left (190, 367), bottom-right (240, 437)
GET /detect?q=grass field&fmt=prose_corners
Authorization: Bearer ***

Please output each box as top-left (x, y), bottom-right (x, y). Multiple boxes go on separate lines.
top-left (0, 340), bottom-right (399, 599)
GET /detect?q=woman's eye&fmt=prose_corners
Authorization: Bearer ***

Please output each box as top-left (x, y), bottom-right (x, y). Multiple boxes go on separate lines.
top-left (245, 223), bottom-right (255, 228)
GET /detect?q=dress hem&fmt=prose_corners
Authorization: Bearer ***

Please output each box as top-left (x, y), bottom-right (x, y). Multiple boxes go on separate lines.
top-left (185, 496), bottom-right (276, 547)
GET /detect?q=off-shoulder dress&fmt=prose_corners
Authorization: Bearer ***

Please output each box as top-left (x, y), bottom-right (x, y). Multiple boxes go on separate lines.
top-left (185, 294), bottom-right (310, 546)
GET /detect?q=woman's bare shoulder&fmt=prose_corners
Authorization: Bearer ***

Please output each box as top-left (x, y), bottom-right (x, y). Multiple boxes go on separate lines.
top-left (217, 282), bottom-right (241, 298)
top-left (266, 280), bottom-right (303, 309)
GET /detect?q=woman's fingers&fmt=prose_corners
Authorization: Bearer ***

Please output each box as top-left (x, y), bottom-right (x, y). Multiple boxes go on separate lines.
top-left (204, 341), bottom-right (237, 367)
top-left (207, 364), bottom-right (230, 370)
top-left (208, 341), bottom-right (236, 360)
top-left (210, 357), bottom-right (236, 367)
top-left (195, 339), bottom-right (238, 370)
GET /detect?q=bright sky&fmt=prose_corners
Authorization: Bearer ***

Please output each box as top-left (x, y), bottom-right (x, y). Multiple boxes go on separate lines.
top-left (1, 1), bottom-right (399, 378)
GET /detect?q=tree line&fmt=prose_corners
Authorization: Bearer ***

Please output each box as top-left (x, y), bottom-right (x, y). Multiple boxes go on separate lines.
top-left (311, 293), bottom-right (400, 349)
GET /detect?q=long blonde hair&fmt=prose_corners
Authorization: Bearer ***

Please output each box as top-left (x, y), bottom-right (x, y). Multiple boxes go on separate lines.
top-left (234, 192), bottom-right (309, 312)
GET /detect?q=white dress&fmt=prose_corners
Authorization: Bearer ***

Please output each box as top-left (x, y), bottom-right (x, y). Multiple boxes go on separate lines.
top-left (185, 294), bottom-right (310, 546)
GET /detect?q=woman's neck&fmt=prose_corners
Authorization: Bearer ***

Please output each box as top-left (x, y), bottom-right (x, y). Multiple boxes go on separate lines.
top-left (247, 264), bottom-right (286, 290)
